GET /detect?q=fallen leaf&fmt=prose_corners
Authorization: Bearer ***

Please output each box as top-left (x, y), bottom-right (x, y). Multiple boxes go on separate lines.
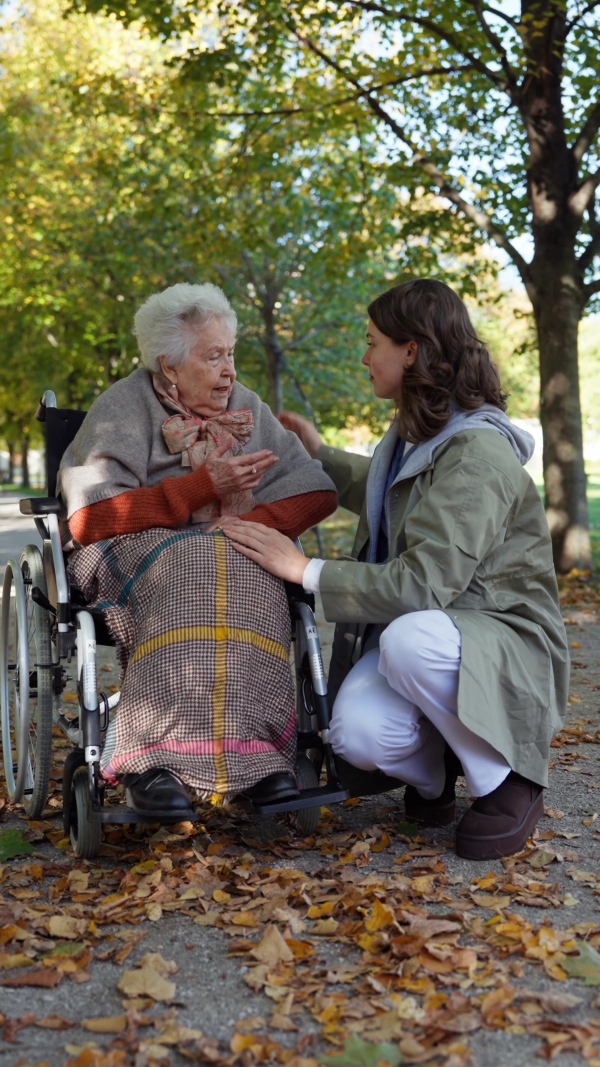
top-left (0, 968), bottom-right (63, 988)
top-left (562, 942), bottom-right (600, 985)
top-left (250, 925), bottom-right (294, 965)
top-left (47, 916), bottom-right (88, 940)
top-left (320, 1034), bottom-right (402, 1067)
top-left (0, 829), bottom-right (34, 862)
top-left (117, 954), bottom-right (177, 1001)
top-left (82, 1015), bottom-right (128, 1034)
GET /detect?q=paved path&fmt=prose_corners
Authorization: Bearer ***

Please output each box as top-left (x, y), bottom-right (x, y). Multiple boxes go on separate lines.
top-left (0, 493), bottom-right (39, 582)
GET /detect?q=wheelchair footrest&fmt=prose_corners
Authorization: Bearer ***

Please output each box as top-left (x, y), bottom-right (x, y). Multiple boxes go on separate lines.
top-left (253, 784), bottom-right (350, 815)
top-left (89, 806), bottom-right (201, 824)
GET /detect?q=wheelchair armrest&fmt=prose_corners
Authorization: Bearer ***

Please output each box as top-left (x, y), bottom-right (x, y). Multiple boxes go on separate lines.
top-left (20, 497), bottom-right (62, 516)
top-left (285, 580), bottom-right (315, 612)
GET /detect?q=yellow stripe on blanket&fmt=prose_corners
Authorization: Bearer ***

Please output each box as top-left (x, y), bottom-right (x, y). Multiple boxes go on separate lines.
top-left (128, 625), bottom-right (289, 667)
top-left (214, 535), bottom-right (229, 793)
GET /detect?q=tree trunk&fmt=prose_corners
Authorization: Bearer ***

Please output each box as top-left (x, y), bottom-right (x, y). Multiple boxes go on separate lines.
top-left (263, 316), bottom-right (285, 414)
top-left (532, 259), bottom-right (589, 571)
top-left (21, 435), bottom-right (30, 489)
top-left (519, 0), bottom-right (590, 571)
top-left (8, 441), bottom-right (15, 483)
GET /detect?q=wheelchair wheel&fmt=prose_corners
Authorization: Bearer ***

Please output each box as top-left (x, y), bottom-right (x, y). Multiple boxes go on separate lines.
top-left (0, 547), bottom-right (53, 813)
top-left (69, 766), bottom-right (102, 859)
top-left (291, 753), bottom-right (320, 836)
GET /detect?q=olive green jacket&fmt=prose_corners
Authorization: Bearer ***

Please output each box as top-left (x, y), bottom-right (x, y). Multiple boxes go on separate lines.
top-left (318, 417), bottom-right (569, 787)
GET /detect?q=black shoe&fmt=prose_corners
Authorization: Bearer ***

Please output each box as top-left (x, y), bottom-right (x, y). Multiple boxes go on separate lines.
top-left (124, 768), bottom-right (194, 819)
top-left (244, 772), bottom-right (300, 804)
top-left (404, 745), bottom-right (463, 827)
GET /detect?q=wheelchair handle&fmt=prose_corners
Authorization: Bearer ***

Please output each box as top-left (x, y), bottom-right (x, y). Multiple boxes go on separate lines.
top-left (35, 390), bottom-right (57, 422)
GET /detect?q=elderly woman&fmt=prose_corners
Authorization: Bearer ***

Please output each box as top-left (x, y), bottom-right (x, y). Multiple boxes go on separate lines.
top-left (57, 282), bottom-right (336, 818)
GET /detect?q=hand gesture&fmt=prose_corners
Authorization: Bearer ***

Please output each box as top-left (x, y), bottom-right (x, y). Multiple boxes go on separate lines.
top-left (277, 412), bottom-right (322, 458)
top-left (205, 442), bottom-right (279, 497)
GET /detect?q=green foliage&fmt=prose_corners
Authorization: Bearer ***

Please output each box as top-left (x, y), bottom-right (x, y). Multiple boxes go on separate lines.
top-left (320, 1035), bottom-right (402, 1067)
top-left (0, 0), bottom-right (496, 453)
top-left (0, 828), bottom-right (35, 861)
top-left (562, 942), bottom-right (600, 986)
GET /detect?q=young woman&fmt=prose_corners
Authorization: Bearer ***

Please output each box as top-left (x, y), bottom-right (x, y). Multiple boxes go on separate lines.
top-left (219, 279), bottom-right (569, 860)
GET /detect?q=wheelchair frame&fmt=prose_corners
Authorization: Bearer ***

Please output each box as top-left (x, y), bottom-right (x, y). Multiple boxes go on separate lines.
top-left (1, 390), bottom-right (350, 858)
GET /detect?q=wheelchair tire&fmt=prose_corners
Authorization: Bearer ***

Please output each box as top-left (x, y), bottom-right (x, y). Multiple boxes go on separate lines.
top-left (19, 546), bottom-right (54, 818)
top-left (0, 547), bottom-right (53, 813)
top-left (291, 753), bottom-right (320, 836)
top-left (69, 766), bottom-right (102, 859)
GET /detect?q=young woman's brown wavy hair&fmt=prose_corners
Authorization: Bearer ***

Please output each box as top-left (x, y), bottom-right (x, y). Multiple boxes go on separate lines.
top-left (367, 278), bottom-right (507, 442)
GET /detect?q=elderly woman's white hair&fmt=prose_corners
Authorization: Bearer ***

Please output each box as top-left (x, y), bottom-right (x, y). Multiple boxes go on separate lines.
top-left (134, 282), bottom-right (237, 372)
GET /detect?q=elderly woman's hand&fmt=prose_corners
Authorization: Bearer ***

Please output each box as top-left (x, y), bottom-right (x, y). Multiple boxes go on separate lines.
top-left (206, 444), bottom-right (279, 496)
top-left (277, 412), bottom-right (322, 458)
top-left (218, 517), bottom-right (310, 584)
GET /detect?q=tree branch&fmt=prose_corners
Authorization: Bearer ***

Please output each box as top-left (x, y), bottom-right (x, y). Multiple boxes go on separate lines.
top-left (583, 277), bottom-right (600, 301)
top-left (476, 3), bottom-right (518, 29)
top-left (578, 199), bottom-right (600, 272)
top-left (572, 99), bottom-right (600, 166)
top-left (464, 0), bottom-right (517, 87)
top-left (331, 0), bottom-right (516, 91)
top-left (290, 25), bottom-right (531, 284)
top-left (566, 0), bottom-right (600, 33)
top-left (570, 166), bottom-right (600, 218)
top-left (202, 65), bottom-right (474, 120)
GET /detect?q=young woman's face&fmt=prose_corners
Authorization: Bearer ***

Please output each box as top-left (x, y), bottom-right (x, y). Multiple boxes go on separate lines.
top-left (362, 319), bottom-right (416, 402)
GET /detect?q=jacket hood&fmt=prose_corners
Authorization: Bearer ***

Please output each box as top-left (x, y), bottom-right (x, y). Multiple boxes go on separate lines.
top-left (365, 404), bottom-right (536, 563)
top-left (449, 404), bottom-right (535, 465)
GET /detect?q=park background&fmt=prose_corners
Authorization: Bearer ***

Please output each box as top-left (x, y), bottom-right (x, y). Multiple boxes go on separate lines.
top-left (1, 0), bottom-right (599, 571)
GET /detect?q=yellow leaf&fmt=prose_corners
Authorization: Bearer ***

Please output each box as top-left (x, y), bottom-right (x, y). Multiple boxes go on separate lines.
top-left (228, 911), bottom-right (258, 927)
top-left (307, 901), bottom-right (335, 919)
top-left (250, 925), bottom-right (294, 965)
top-left (231, 1033), bottom-right (262, 1054)
top-left (284, 939), bottom-right (315, 960)
top-left (47, 916), bottom-right (88, 940)
top-left (82, 1015), bottom-right (128, 1034)
top-left (365, 899), bottom-right (395, 931)
top-left (213, 889), bottom-right (231, 904)
top-left (117, 954), bottom-right (177, 1002)
top-left (312, 918), bottom-right (339, 936)
top-left (0, 953), bottom-right (35, 969)
top-left (371, 833), bottom-right (391, 853)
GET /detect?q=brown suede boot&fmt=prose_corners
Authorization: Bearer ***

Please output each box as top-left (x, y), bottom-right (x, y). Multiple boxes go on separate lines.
top-left (455, 771), bottom-right (544, 860)
top-left (403, 746), bottom-right (463, 827)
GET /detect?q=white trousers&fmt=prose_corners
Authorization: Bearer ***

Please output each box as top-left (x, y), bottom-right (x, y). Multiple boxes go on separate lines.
top-left (329, 610), bottom-right (510, 798)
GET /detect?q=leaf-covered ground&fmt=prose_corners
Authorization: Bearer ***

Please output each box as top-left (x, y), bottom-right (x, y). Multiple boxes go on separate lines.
top-left (2, 576), bottom-right (600, 1067)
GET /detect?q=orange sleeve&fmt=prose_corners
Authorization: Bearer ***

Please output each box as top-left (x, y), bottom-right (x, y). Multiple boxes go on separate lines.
top-left (239, 490), bottom-right (337, 540)
top-left (69, 466), bottom-right (219, 546)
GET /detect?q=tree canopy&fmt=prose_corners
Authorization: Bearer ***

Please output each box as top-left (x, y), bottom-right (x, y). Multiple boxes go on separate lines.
top-left (71, 0), bottom-right (600, 570)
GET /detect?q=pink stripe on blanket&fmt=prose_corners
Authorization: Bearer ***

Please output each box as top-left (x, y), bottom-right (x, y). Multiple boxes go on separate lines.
top-left (104, 707), bottom-right (296, 779)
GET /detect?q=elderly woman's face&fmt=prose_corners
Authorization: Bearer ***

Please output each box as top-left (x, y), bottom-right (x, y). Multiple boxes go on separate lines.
top-left (163, 319), bottom-right (236, 416)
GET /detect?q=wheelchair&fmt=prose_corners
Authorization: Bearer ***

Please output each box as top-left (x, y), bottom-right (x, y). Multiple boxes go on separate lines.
top-left (0, 390), bottom-right (354, 859)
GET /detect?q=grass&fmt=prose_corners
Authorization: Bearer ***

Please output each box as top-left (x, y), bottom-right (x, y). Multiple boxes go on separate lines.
top-left (0, 484), bottom-right (45, 496)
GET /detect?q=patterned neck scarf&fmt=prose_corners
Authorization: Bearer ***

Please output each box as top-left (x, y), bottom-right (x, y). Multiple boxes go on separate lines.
top-left (152, 371), bottom-right (255, 522)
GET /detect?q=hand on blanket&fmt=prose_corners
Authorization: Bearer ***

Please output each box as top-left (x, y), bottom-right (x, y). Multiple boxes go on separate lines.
top-left (218, 517), bottom-right (310, 584)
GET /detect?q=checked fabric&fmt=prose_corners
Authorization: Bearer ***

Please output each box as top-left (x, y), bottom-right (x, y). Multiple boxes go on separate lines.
top-left (67, 529), bottom-right (297, 799)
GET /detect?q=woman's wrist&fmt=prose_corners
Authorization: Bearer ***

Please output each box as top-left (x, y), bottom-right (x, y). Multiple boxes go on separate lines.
top-left (302, 558), bottom-right (325, 593)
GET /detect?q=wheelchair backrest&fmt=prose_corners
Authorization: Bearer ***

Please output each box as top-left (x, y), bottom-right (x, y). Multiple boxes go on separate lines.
top-left (44, 408), bottom-right (87, 496)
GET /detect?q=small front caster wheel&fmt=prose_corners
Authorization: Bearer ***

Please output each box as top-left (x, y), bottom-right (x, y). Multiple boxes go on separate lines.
top-left (70, 766), bottom-right (102, 859)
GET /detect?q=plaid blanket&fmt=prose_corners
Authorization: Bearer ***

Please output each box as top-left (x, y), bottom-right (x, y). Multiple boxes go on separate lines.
top-left (67, 529), bottom-right (296, 799)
